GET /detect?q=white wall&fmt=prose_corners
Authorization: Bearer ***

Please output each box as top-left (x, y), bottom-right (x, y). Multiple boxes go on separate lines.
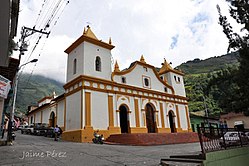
top-left (113, 64), bottom-right (172, 94)
top-left (66, 43), bottom-right (84, 82)
top-left (177, 104), bottom-right (188, 130)
top-left (57, 100), bottom-right (64, 127)
top-left (166, 73), bottom-right (186, 97)
top-left (83, 42), bottom-right (112, 80)
top-left (35, 111), bottom-right (41, 123)
top-left (42, 107), bottom-right (51, 124)
top-left (91, 91), bottom-right (108, 129)
top-left (66, 91), bottom-right (81, 130)
top-left (66, 41), bottom-right (113, 83)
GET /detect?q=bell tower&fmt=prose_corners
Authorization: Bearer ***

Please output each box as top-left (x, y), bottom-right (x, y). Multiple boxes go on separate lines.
top-left (64, 26), bottom-right (115, 83)
top-left (159, 59), bottom-right (186, 97)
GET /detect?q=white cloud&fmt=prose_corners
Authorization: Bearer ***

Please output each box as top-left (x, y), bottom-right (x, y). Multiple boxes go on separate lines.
top-left (16, 0), bottom-right (237, 83)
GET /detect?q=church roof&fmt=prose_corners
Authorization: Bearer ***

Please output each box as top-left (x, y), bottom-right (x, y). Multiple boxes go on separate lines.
top-left (84, 26), bottom-right (98, 40)
top-left (65, 26), bottom-right (114, 54)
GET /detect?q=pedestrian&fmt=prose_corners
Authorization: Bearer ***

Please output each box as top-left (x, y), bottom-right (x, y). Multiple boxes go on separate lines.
top-left (54, 125), bottom-right (59, 141)
top-left (1, 121), bottom-right (7, 139)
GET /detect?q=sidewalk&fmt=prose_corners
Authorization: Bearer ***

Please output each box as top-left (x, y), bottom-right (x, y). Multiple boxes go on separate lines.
top-left (0, 132), bottom-right (8, 146)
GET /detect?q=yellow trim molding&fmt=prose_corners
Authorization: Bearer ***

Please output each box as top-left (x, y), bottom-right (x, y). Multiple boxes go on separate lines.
top-left (130, 127), bottom-right (147, 133)
top-left (176, 105), bottom-right (182, 130)
top-left (108, 95), bottom-right (114, 127)
top-left (64, 98), bottom-right (67, 130)
top-left (160, 103), bottom-right (165, 128)
top-left (185, 106), bottom-right (192, 132)
top-left (157, 128), bottom-right (171, 133)
top-left (81, 89), bottom-right (83, 129)
top-left (85, 92), bottom-right (91, 127)
top-left (134, 99), bottom-right (140, 127)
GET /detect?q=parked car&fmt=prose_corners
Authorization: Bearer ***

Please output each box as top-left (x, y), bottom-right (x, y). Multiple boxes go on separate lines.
top-left (25, 124), bottom-right (35, 134)
top-left (21, 125), bottom-right (32, 134)
top-left (34, 123), bottom-right (49, 136)
top-left (219, 131), bottom-right (249, 147)
top-left (245, 132), bottom-right (249, 139)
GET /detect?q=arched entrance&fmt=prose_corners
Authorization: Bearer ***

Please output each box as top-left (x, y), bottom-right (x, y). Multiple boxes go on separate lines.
top-left (145, 103), bottom-right (156, 133)
top-left (119, 105), bottom-right (129, 133)
top-left (168, 111), bottom-right (176, 133)
top-left (49, 112), bottom-right (55, 127)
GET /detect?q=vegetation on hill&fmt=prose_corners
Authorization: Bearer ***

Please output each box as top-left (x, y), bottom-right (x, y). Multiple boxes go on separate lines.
top-left (178, 52), bottom-right (239, 117)
top-left (178, 51), bottom-right (239, 74)
top-left (15, 74), bottom-right (64, 115)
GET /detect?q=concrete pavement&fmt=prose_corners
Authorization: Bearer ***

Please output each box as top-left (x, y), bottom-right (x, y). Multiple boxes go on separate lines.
top-left (0, 131), bottom-right (202, 166)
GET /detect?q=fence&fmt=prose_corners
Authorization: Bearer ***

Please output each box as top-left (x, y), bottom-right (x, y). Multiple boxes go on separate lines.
top-left (197, 127), bottom-right (249, 154)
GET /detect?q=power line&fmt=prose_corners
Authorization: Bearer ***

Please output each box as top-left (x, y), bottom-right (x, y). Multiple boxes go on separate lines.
top-left (21, 0), bottom-right (70, 86)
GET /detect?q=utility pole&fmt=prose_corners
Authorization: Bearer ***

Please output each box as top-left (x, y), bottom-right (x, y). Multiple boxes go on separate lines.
top-left (7, 26), bottom-right (49, 144)
top-left (17, 26), bottom-right (50, 60)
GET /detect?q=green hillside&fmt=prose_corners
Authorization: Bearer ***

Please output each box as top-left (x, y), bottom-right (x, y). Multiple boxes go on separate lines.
top-left (177, 52), bottom-right (239, 117)
top-left (15, 74), bottom-right (64, 115)
top-left (177, 52), bottom-right (239, 74)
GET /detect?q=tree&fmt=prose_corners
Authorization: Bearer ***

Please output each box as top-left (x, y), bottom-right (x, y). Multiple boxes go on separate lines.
top-left (217, 0), bottom-right (249, 115)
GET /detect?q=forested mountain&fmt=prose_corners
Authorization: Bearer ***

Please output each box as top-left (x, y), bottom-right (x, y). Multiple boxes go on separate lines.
top-left (177, 52), bottom-right (239, 117)
top-left (15, 74), bottom-right (64, 116)
top-left (178, 51), bottom-right (239, 74)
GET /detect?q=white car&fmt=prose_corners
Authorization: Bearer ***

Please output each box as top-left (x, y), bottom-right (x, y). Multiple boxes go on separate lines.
top-left (219, 131), bottom-right (249, 147)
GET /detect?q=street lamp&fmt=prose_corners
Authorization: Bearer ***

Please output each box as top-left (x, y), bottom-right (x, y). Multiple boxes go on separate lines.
top-left (7, 59), bottom-right (38, 143)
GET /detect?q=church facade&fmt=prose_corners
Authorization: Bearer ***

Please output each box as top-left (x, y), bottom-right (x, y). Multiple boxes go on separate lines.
top-left (27, 26), bottom-right (192, 142)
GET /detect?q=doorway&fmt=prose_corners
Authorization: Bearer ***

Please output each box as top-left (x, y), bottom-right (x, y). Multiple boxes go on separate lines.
top-left (168, 111), bottom-right (176, 133)
top-left (49, 112), bottom-right (55, 127)
top-left (119, 105), bottom-right (129, 133)
top-left (145, 104), bottom-right (156, 133)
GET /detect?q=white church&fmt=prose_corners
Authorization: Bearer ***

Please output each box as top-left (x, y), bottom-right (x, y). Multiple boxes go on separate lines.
top-left (27, 26), bottom-right (192, 142)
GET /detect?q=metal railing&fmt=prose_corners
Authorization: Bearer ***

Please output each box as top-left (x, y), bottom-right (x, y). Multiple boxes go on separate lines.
top-left (197, 127), bottom-right (249, 154)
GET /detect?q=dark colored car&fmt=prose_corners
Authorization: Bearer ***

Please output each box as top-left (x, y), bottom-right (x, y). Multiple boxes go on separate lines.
top-left (34, 123), bottom-right (49, 136)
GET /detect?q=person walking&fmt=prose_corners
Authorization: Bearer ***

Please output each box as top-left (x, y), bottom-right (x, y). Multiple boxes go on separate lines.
top-left (54, 125), bottom-right (59, 141)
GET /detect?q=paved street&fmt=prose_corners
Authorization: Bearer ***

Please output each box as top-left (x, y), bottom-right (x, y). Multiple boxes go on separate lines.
top-left (0, 131), bottom-right (201, 166)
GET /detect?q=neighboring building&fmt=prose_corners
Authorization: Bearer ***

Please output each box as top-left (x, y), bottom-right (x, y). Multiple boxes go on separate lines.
top-left (27, 26), bottom-right (192, 142)
top-left (0, 0), bottom-right (19, 67)
top-left (190, 111), bottom-right (219, 132)
top-left (27, 93), bottom-right (64, 129)
top-left (0, 0), bottom-right (20, 137)
top-left (220, 112), bottom-right (249, 130)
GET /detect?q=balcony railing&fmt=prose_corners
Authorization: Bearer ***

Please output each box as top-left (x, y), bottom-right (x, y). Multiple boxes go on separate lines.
top-left (197, 127), bottom-right (249, 154)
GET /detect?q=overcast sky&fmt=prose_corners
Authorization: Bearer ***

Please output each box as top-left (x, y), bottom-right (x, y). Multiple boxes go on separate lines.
top-left (14, 0), bottom-right (235, 83)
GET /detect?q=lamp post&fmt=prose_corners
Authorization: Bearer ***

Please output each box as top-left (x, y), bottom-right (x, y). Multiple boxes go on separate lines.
top-left (7, 59), bottom-right (38, 143)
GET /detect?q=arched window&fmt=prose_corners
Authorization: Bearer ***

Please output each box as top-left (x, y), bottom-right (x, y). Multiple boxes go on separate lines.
top-left (73, 59), bottom-right (77, 74)
top-left (95, 56), bottom-right (101, 71)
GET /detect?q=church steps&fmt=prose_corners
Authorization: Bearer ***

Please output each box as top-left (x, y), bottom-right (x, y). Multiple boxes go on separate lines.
top-left (105, 132), bottom-right (199, 146)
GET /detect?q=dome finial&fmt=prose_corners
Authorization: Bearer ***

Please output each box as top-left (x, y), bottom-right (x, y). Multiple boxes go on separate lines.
top-left (109, 37), bottom-right (112, 45)
top-left (114, 60), bottom-right (120, 72)
top-left (140, 55), bottom-right (146, 63)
